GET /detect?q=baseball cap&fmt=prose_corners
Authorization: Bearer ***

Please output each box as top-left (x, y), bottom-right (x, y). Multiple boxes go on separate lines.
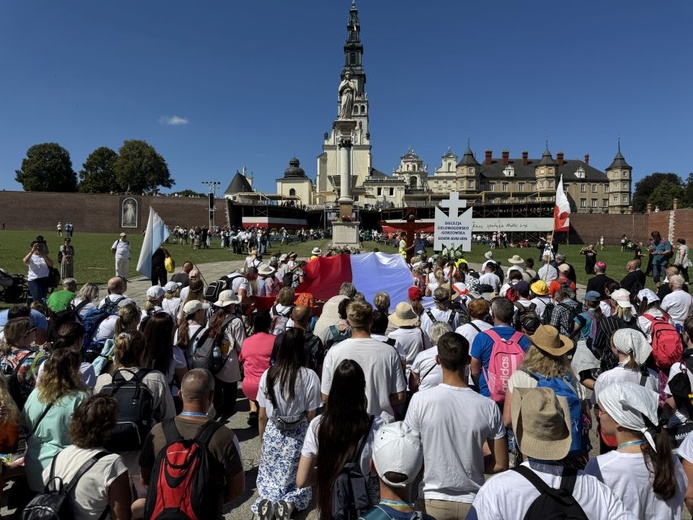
top-left (557, 263), bottom-right (570, 273)
top-left (146, 286), bottom-right (165, 300)
top-left (164, 281), bottom-right (181, 293)
top-left (583, 290), bottom-right (601, 302)
top-left (119, 232), bottom-right (127, 237)
top-left (610, 288), bottom-right (632, 308)
top-left (371, 422), bottom-right (423, 488)
top-left (183, 300), bottom-right (207, 315)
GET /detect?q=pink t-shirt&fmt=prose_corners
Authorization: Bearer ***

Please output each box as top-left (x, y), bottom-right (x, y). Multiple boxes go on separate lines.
top-left (238, 332), bottom-right (275, 401)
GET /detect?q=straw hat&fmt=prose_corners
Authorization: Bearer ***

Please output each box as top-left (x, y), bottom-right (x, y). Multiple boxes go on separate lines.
top-left (311, 247), bottom-right (322, 255)
top-left (258, 264), bottom-right (275, 276)
top-left (389, 302), bottom-right (420, 327)
top-left (508, 254), bottom-right (524, 265)
top-left (511, 387), bottom-right (572, 460)
top-left (530, 325), bottom-right (573, 357)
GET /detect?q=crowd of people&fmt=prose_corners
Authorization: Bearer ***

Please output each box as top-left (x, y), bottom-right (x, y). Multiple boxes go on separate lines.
top-left (4, 228), bottom-right (693, 519)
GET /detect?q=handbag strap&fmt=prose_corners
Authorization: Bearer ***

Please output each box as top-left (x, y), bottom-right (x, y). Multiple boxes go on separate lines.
top-left (352, 415), bottom-right (375, 464)
top-left (28, 403), bottom-right (54, 439)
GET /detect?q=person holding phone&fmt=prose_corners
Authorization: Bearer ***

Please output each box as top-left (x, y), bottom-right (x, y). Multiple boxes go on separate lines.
top-left (23, 236), bottom-right (53, 304)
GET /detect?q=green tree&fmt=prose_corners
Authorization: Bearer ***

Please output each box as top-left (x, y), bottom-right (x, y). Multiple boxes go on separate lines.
top-left (78, 147), bottom-right (119, 193)
top-left (631, 172), bottom-right (681, 212)
top-left (15, 143), bottom-right (77, 192)
top-left (171, 189), bottom-right (205, 197)
top-left (682, 172), bottom-right (693, 208)
top-left (114, 140), bottom-right (174, 194)
top-left (648, 179), bottom-right (684, 211)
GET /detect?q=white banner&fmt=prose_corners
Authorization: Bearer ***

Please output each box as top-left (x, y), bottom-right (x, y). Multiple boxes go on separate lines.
top-left (472, 218), bottom-right (554, 232)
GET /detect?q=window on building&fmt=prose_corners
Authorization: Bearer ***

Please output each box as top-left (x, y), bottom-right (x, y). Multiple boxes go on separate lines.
top-left (622, 181), bottom-right (628, 189)
top-left (470, 168), bottom-right (475, 175)
top-left (580, 199), bottom-right (586, 208)
top-left (468, 180), bottom-right (474, 189)
top-left (518, 182), bottom-right (525, 191)
top-left (575, 166), bottom-right (586, 179)
top-left (530, 182), bottom-right (536, 191)
top-left (603, 199), bottom-right (608, 207)
top-left (580, 184), bottom-right (586, 193)
top-left (591, 199), bottom-right (597, 207)
top-left (389, 188), bottom-right (394, 196)
top-left (503, 165), bottom-right (515, 177)
top-left (548, 180), bottom-right (554, 189)
top-left (591, 184), bottom-right (598, 193)
top-left (623, 171), bottom-right (628, 177)
top-left (622, 194), bottom-right (629, 203)
top-left (539, 181), bottom-right (545, 189)
top-left (289, 188), bottom-right (296, 196)
top-left (613, 195), bottom-right (619, 203)
top-left (377, 187), bottom-right (382, 196)
top-left (605, 185), bottom-right (609, 193)
top-left (502, 182), bottom-right (509, 192)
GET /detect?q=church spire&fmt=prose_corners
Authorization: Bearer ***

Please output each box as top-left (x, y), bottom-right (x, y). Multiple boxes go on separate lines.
top-left (342, 0), bottom-right (365, 93)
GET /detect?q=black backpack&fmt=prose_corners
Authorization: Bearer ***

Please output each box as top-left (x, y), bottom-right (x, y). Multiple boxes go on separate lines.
top-left (203, 279), bottom-right (227, 303)
top-left (425, 309), bottom-right (456, 328)
top-left (190, 317), bottom-right (236, 375)
top-left (143, 419), bottom-right (224, 520)
top-left (22, 451), bottom-right (109, 520)
top-left (99, 368), bottom-right (154, 451)
top-left (514, 465), bottom-right (588, 519)
top-left (331, 416), bottom-right (375, 520)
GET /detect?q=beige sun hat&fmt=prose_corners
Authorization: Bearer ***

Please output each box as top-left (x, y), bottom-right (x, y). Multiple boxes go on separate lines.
top-left (530, 325), bottom-right (573, 357)
top-left (388, 302), bottom-right (420, 327)
top-left (511, 387), bottom-right (572, 460)
top-left (508, 254), bottom-right (524, 265)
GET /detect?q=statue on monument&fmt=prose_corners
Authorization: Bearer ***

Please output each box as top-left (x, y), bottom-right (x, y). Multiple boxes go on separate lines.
top-left (338, 71), bottom-right (357, 119)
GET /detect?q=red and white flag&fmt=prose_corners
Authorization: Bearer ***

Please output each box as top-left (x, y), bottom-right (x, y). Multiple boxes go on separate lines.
top-left (554, 175), bottom-right (570, 232)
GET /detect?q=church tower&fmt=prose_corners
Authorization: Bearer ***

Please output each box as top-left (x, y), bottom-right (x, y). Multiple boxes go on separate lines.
top-left (606, 139), bottom-right (632, 214)
top-left (535, 144), bottom-right (557, 195)
top-left (316, 1), bottom-right (373, 205)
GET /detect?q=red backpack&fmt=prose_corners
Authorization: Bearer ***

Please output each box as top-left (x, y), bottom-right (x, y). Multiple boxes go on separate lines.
top-left (482, 330), bottom-right (526, 403)
top-left (643, 313), bottom-right (683, 371)
top-left (143, 419), bottom-right (223, 520)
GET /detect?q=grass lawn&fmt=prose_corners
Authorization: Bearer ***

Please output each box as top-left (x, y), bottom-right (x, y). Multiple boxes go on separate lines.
top-left (0, 230), bottom-right (652, 292)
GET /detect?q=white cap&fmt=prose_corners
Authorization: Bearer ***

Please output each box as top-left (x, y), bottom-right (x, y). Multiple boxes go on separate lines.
top-left (610, 288), bottom-right (632, 308)
top-left (214, 289), bottom-right (241, 307)
top-left (146, 286), bottom-right (165, 299)
top-left (164, 281), bottom-right (181, 293)
top-left (183, 300), bottom-right (207, 315)
top-left (371, 422), bottom-right (423, 488)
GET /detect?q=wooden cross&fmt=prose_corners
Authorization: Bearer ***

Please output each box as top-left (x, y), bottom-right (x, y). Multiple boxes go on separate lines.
top-left (382, 208), bottom-right (432, 263)
top-left (440, 192), bottom-right (467, 219)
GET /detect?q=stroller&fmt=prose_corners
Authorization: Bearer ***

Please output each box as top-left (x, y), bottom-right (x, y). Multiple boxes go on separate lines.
top-left (0, 269), bottom-right (28, 303)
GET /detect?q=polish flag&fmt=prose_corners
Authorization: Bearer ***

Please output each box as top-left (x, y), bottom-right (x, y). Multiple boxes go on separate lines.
top-left (297, 252), bottom-right (414, 311)
top-left (554, 175), bottom-right (571, 232)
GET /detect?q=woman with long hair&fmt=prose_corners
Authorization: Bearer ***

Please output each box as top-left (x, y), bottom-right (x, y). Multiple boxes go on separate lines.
top-left (94, 302), bottom-right (141, 344)
top-left (36, 321), bottom-right (96, 389)
top-left (208, 290), bottom-right (246, 421)
top-left (174, 300), bottom-right (206, 366)
top-left (72, 282), bottom-right (99, 320)
top-left (239, 311), bottom-right (275, 427)
top-left (142, 312), bottom-right (187, 391)
top-left (22, 348), bottom-right (88, 492)
top-left (586, 382), bottom-right (685, 518)
top-left (42, 395), bottom-right (132, 519)
top-left (0, 316), bottom-right (40, 409)
top-left (178, 276), bottom-right (205, 325)
top-left (297, 359), bottom-right (383, 517)
top-left (253, 328), bottom-right (321, 520)
top-left (94, 331), bottom-right (175, 501)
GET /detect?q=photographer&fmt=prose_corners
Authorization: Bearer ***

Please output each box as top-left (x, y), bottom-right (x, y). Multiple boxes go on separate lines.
top-left (23, 235), bottom-right (53, 304)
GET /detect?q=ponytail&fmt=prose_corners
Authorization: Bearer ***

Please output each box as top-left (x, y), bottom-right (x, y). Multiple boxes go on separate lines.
top-left (641, 417), bottom-right (676, 500)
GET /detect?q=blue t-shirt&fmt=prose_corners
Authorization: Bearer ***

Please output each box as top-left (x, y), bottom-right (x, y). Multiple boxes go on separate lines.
top-left (652, 239), bottom-right (672, 266)
top-left (0, 309), bottom-right (48, 331)
top-left (470, 325), bottom-right (531, 397)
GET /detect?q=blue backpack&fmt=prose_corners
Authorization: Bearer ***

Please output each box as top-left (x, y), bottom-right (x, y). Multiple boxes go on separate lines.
top-left (526, 371), bottom-right (584, 455)
top-left (81, 297), bottom-right (124, 363)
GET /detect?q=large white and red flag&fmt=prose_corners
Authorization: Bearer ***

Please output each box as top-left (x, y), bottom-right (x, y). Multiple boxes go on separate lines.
top-left (554, 175), bottom-right (571, 232)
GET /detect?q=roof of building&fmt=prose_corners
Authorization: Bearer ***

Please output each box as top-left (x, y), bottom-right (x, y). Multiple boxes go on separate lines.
top-left (283, 157), bottom-right (307, 179)
top-left (223, 172), bottom-right (253, 195)
top-left (538, 146), bottom-right (556, 166)
top-left (458, 146), bottom-right (480, 167)
top-left (476, 157), bottom-right (607, 182)
top-left (607, 149), bottom-right (632, 170)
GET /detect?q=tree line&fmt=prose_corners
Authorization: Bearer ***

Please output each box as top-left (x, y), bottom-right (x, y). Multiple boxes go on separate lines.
top-left (15, 141), bottom-right (177, 195)
top-left (632, 172), bottom-right (693, 213)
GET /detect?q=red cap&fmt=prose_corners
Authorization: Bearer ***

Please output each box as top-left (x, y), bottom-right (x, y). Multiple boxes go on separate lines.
top-left (408, 286), bottom-right (423, 301)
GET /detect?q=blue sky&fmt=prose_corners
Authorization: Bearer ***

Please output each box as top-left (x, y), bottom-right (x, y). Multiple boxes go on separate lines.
top-left (1, 1), bottom-right (691, 196)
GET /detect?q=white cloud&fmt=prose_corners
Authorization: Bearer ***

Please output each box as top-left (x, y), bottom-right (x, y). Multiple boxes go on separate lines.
top-left (160, 115), bottom-right (189, 126)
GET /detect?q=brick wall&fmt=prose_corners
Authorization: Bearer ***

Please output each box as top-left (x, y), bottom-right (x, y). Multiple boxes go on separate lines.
top-left (569, 213), bottom-right (649, 246)
top-left (0, 191), bottom-right (225, 233)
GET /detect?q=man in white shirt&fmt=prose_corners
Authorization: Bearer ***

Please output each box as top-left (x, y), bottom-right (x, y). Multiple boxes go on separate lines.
top-left (405, 332), bottom-right (507, 518)
top-left (111, 233), bottom-right (131, 280)
top-left (661, 274), bottom-right (693, 326)
top-left (478, 262), bottom-right (501, 293)
top-left (468, 387), bottom-right (636, 520)
top-left (537, 255), bottom-right (558, 282)
top-left (321, 300), bottom-right (406, 422)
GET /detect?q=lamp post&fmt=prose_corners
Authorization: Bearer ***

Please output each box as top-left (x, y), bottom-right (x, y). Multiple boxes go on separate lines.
top-left (201, 181), bottom-right (221, 229)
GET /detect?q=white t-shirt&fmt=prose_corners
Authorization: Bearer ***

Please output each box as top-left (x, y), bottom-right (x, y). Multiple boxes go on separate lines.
top-left (94, 368), bottom-right (176, 423)
top-left (538, 264), bottom-right (559, 282)
top-left (321, 337), bottom-right (407, 422)
top-left (593, 365), bottom-right (660, 404)
top-left (469, 461), bottom-right (638, 520)
top-left (508, 369), bottom-right (586, 400)
top-left (161, 297), bottom-right (181, 319)
top-left (95, 314), bottom-right (118, 342)
top-left (301, 414), bottom-right (384, 477)
top-left (677, 431), bottom-right (693, 463)
top-left (27, 254), bottom-right (49, 281)
top-left (637, 308), bottom-right (668, 341)
top-left (256, 367), bottom-right (322, 420)
top-left (72, 298), bottom-right (96, 320)
top-left (37, 360), bottom-right (96, 390)
top-left (410, 346), bottom-right (441, 391)
top-left (661, 290), bottom-right (693, 326)
top-left (404, 384), bottom-right (505, 503)
top-left (479, 273), bottom-right (501, 292)
top-left (530, 296), bottom-right (553, 319)
top-left (111, 240), bottom-right (131, 259)
top-left (456, 320), bottom-right (493, 352)
top-left (388, 327), bottom-right (430, 373)
top-left (42, 446), bottom-right (128, 520)
top-left (600, 300), bottom-right (614, 318)
top-left (584, 450), bottom-right (686, 519)
top-left (666, 360), bottom-right (693, 425)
